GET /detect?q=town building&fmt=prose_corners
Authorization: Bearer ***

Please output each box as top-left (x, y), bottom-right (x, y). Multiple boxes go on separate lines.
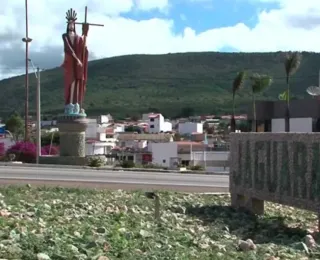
top-left (149, 141), bottom-right (229, 169)
top-left (146, 113), bottom-right (172, 133)
top-left (85, 115), bottom-right (118, 156)
top-left (116, 133), bottom-right (173, 148)
top-left (247, 99), bottom-right (319, 132)
top-left (178, 122), bottom-right (203, 135)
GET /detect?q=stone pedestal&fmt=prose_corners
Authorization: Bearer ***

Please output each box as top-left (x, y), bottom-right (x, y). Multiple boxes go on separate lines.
top-left (40, 114), bottom-right (88, 166)
top-left (58, 114), bottom-right (88, 157)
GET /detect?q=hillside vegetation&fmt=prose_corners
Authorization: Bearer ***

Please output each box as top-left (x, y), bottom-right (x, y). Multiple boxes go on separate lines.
top-left (1, 51), bottom-right (319, 118)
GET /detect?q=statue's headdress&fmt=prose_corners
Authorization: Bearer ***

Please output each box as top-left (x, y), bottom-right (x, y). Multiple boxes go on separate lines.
top-left (65, 8), bottom-right (77, 23)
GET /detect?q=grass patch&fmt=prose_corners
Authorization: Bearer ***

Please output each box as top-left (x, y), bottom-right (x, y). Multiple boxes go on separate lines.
top-left (0, 186), bottom-right (318, 259)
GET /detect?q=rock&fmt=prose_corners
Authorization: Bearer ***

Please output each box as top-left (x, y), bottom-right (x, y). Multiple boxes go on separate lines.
top-left (305, 234), bottom-right (316, 248)
top-left (43, 204), bottom-right (51, 210)
top-left (98, 257), bottom-right (109, 260)
top-left (74, 231), bottom-right (81, 237)
top-left (97, 227), bottom-right (106, 234)
top-left (37, 253), bottom-right (51, 260)
top-left (118, 228), bottom-right (126, 233)
top-left (238, 239), bottom-right (256, 251)
top-left (266, 257), bottom-right (279, 260)
top-left (0, 210), bottom-right (10, 217)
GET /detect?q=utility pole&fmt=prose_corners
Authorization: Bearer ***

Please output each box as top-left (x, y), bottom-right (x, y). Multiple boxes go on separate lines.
top-left (28, 59), bottom-right (41, 164)
top-left (36, 67), bottom-right (41, 164)
top-left (22, 0), bottom-right (32, 141)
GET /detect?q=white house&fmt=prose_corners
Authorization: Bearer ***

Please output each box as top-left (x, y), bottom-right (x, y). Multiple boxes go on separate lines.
top-left (85, 118), bottom-right (117, 156)
top-left (178, 122), bottom-right (203, 135)
top-left (150, 142), bottom-right (179, 168)
top-left (116, 133), bottom-right (173, 148)
top-left (147, 113), bottom-right (172, 133)
top-left (150, 141), bottom-right (229, 170)
top-left (85, 127), bottom-right (117, 156)
top-left (86, 119), bottom-right (98, 139)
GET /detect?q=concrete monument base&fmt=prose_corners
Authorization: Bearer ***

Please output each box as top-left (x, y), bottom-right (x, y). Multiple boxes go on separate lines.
top-left (40, 113), bottom-right (88, 166)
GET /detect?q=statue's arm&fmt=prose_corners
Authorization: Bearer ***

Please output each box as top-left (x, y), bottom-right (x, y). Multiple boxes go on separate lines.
top-left (62, 34), bottom-right (81, 62)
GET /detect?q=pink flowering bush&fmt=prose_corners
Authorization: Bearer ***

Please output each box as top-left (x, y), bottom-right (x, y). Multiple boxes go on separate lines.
top-left (6, 142), bottom-right (59, 163)
top-left (42, 145), bottom-right (59, 155)
top-left (0, 143), bottom-right (4, 157)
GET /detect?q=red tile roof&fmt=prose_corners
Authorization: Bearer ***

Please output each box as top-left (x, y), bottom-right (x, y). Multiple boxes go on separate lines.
top-left (148, 113), bottom-right (160, 118)
top-left (106, 128), bottom-right (114, 134)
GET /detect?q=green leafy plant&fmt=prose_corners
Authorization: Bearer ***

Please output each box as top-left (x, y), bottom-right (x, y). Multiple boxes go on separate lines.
top-left (121, 160), bottom-right (135, 168)
top-left (189, 165), bottom-right (204, 171)
top-left (250, 73), bottom-right (273, 132)
top-left (87, 156), bottom-right (105, 167)
top-left (284, 52), bottom-right (302, 132)
top-left (5, 113), bottom-right (24, 140)
top-left (0, 186), bottom-right (317, 259)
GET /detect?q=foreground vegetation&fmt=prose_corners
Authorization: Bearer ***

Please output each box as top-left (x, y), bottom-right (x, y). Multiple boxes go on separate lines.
top-left (0, 186), bottom-right (318, 259)
top-left (1, 51), bottom-right (319, 118)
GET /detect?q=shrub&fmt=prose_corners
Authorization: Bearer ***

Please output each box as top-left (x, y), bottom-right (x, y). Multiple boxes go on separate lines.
top-left (7, 142), bottom-right (40, 163)
top-left (42, 145), bottom-right (59, 155)
top-left (6, 142), bottom-right (59, 163)
top-left (87, 156), bottom-right (105, 167)
top-left (121, 160), bottom-right (135, 168)
top-left (189, 165), bottom-right (204, 171)
top-left (0, 143), bottom-right (4, 156)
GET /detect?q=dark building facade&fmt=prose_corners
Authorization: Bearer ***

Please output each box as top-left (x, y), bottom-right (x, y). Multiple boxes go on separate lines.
top-left (246, 99), bottom-right (320, 132)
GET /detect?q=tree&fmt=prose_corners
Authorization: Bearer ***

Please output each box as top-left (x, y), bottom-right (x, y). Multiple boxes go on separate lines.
top-left (284, 52), bottom-right (302, 132)
top-left (125, 125), bottom-right (141, 133)
top-left (173, 133), bottom-right (181, 141)
top-left (250, 74), bottom-right (273, 132)
top-left (179, 107), bottom-right (195, 118)
top-left (231, 71), bottom-right (246, 132)
top-left (5, 113), bottom-right (24, 140)
top-left (41, 132), bottom-right (60, 146)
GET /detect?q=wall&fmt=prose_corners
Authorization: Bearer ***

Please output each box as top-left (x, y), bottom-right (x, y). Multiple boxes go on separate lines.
top-left (178, 122), bottom-right (203, 135)
top-left (151, 142), bottom-right (178, 167)
top-left (230, 132), bottom-right (320, 214)
top-left (149, 117), bottom-right (160, 133)
top-left (86, 142), bottom-right (113, 156)
top-left (271, 118), bottom-right (313, 132)
top-left (86, 119), bottom-right (98, 139)
top-left (114, 125), bottom-right (125, 133)
top-left (99, 115), bottom-right (109, 124)
top-left (162, 121), bottom-right (172, 132)
top-left (86, 143), bottom-right (104, 155)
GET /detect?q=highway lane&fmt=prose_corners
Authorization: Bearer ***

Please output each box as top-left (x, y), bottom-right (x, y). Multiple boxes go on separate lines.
top-left (0, 166), bottom-right (229, 193)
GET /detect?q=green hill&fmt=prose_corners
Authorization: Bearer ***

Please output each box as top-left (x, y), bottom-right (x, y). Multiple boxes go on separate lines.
top-left (1, 51), bottom-right (319, 119)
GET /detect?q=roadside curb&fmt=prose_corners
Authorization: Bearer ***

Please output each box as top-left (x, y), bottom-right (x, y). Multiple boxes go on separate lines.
top-left (0, 162), bottom-right (229, 175)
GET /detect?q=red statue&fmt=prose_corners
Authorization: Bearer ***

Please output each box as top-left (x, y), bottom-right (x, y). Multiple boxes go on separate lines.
top-left (62, 9), bottom-right (89, 114)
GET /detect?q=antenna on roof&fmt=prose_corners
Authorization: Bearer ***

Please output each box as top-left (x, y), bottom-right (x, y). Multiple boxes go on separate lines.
top-left (306, 86), bottom-right (320, 97)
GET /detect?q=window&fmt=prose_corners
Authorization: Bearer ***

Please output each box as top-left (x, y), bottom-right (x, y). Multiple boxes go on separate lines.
top-left (150, 118), bottom-right (154, 122)
top-left (150, 125), bottom-right (154, 128)
top-left (163, 159), bottom-right (166, 163)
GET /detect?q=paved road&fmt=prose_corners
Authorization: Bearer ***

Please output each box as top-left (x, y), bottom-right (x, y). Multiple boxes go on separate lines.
top-left (0, 166), bottom-right (229, 193)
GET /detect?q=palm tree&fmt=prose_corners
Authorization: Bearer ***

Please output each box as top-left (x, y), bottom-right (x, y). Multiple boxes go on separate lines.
top-left (284, 52), bottom-right (302, 132)
top-left (250, 73), bottom-right (273, 132)
top-left (231, 71), bottom-right (246, 132)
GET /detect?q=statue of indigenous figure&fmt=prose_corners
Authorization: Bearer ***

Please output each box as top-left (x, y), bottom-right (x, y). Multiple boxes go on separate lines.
top-left (61, 8), bottom-right (89, 115)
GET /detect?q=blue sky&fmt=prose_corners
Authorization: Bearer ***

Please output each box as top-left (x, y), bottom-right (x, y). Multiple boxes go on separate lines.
top-left (1, 0), bottom-right (319, 78)
top-left (123, 0), bottom-right (280, 36)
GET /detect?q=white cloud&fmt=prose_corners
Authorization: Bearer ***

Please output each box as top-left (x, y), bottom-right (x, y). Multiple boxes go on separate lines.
top-left (1, 0), bottom-right (320, 79)
top-left (134, 0), bottom-right (169, 11)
